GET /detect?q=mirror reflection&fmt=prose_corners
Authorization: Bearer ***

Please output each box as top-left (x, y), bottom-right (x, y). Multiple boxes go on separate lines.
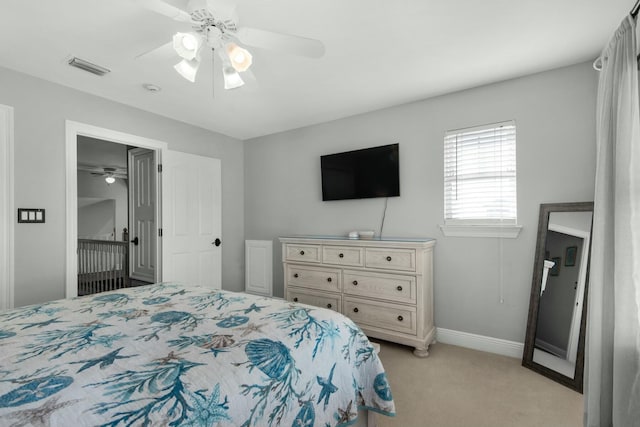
top-left (523, 202), bottom-right (593, 392)
top-left (534, 211), bottom-right (592, 378)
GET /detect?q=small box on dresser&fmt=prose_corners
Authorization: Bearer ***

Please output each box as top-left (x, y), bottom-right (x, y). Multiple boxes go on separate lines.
top-left (279, 236), bottom-right (436, 357)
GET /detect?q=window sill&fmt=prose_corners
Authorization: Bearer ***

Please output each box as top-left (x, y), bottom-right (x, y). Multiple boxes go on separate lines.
top-left (438, 224), bottom-right (523, 238)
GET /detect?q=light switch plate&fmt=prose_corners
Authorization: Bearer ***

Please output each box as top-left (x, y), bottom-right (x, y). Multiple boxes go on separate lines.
top-left (18, 208), bottom-right (45, 223)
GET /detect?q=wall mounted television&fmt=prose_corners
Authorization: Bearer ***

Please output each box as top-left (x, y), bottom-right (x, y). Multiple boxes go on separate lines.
top-left (321, 143), bottom-right (400, 201)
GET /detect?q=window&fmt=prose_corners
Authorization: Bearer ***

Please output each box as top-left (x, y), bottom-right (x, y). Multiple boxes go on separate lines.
top-left (441, 121), bottom-right (520, 238)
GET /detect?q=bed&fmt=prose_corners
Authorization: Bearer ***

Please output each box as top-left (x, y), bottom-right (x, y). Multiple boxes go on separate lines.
top-left (0, 283), bottom-right (395, 426)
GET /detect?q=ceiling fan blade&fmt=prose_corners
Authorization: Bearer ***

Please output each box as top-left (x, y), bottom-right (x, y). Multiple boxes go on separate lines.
top-left (135, 41), bottom-right (174, 60)
top-left (235, 27), bottom-right (325, 58)
top-left (205, 0), bottom-right (238, 22)
top-left (137, 0), bottom-right (192, 22)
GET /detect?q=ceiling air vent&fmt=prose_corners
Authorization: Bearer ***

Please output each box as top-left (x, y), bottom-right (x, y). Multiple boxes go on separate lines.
top-left (67, 57), bottom-right (111, 76)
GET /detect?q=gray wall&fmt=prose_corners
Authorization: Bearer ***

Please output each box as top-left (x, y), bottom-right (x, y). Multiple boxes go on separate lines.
top-left (77, 135), bottom-right (128, 169)
top-left (0, 66), bottom-right (245, 307)
top-left (78, 199), bottom-right (116, 239)
top-left (77, 171), bottom-right (128, 239)
top-left (244, 62), bottom-right (597, 343)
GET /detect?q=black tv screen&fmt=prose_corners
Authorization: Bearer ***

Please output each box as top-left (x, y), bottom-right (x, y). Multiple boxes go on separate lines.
top-left (321, 143), bottom-right (400, 201)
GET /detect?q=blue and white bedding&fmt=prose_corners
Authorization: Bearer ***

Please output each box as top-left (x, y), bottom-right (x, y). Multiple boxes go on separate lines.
top-left (0, 283), bottom-right (395, 426)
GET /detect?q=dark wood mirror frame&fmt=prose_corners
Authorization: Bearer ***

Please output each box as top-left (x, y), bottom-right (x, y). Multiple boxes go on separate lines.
top-left (522, 201), bottom-right (594, 393)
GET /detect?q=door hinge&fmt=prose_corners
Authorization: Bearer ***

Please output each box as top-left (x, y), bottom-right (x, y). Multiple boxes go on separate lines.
top-left (158, 228), bottom-right (163, 237)
top-left (157, 164), bottom-right (163, 173)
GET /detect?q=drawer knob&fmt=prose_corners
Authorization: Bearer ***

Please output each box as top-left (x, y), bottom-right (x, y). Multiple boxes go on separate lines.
top-left (386, 256), bottom-right (392, 262)
top-left (293, 297), bottom-right (299, 302)
top-left (352, 280), bottom-right (358, 286)
top-left (396, 285), bottom-right (403, 291)
top-left (353, 307), bottom-right (359, 313)
top-left (397, 315), bottom-right (404, 322)
top-left (293, 273), bottom-right (299, 278)
top-left (326, 277), bottom-right (332, 282)
top-left (339, 253), bottom-right (344, 258)
top-left (299, 250), bottom-right (305, 255)
top-left (327, 303), bottom-right (332, 309)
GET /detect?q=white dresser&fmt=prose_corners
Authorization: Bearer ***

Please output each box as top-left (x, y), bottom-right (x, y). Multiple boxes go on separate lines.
top-left (279, 236), bottom-right (436, 357)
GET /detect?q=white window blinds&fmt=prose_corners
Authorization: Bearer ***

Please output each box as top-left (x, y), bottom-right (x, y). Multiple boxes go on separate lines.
top-left (444, 121), bottom-right (517, 224)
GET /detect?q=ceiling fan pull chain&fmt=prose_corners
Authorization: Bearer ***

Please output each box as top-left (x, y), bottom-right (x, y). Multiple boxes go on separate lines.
top-left (211, 49), bottom-right (215, 99)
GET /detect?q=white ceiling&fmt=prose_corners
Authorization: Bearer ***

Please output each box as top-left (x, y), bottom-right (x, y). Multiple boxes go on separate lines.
top-left (0, 0), bottom-right (631, 140)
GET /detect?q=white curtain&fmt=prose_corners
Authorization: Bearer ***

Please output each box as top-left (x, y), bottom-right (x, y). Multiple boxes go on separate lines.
top-left (585, 15), bottom-right (640, 427)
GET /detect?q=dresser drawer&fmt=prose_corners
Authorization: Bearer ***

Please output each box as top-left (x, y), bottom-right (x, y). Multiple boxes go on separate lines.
top-left (285, 265), bottom-right (341, 292)
top-left (281, 236), bottom-right (435, 356)
top-left (322, 246), bottom-right (364, 267)
top-left (365, 248), bottom-right (416, 271)
top-left (285, 244), bottom-right (321, 263)
top-left (343, 297), bottom-right (416, 334)
top-left (287, 288), bottom-right (341, 312)
top-left (343, 270), bottom-right (416, 304)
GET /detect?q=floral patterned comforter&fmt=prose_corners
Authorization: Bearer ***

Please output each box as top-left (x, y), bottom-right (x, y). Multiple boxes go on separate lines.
top-left (0, 283), bottom-right (395, 426)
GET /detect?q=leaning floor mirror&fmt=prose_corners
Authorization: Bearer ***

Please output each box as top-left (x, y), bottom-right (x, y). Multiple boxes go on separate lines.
top-left (522, 202), bottom-right (594, 392)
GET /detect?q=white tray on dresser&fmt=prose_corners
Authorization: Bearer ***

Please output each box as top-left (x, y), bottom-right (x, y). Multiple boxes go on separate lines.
top-left (279, 236), bottom-right (436, 357)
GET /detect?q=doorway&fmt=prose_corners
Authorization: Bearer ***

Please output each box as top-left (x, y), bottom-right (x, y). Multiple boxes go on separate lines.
top-left (76, 138), bottom-right (157, 295)
top-left (65, 121), bottom-right (167, 298)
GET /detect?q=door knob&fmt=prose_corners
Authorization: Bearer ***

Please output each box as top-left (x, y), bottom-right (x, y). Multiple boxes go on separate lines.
top-left (213, 238), bottom-right (221, 247)
top-left (131, 237), bottom-right (139, 246)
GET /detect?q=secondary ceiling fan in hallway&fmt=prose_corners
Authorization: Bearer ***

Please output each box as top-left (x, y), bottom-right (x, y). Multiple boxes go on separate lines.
top-left (78, 164), bottom-right (127, 184)
top-left (137, 0), bottom-right (326, 90)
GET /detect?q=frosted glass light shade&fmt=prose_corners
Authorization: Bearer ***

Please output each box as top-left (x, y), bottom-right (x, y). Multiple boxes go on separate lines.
top-left (174, 58), bottom-right (200, 82)
top-left (173, 32), bottom-right (202, 60)
top-left (223, 66), bottom-right (244, 89)
top-left (225, 43), bottom-right (252, 72)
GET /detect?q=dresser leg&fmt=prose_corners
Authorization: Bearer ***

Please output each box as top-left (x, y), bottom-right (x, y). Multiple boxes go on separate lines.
top-left (413, 345), bottom-right (430, 358)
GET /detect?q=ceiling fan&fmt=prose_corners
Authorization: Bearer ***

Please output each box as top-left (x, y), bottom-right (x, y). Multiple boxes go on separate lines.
top-left (81, 166), bottom-right (127, 184)
top-left (138, 0), bottom-right (326, 90)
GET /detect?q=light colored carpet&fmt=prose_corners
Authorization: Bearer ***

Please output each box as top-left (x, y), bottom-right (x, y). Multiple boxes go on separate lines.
top-left (372, 340), bottom-right (583, 427)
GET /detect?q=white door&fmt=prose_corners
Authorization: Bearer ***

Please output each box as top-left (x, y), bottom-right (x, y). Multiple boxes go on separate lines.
top-left (128, 148), bottom-right (156, 282)
top-left (162, 151), bottom-right (221, 289)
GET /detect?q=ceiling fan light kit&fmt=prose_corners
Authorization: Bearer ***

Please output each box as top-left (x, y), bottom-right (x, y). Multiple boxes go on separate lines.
top-left (216, 47), bottom-right (244, 89)
top-left (79, 164), bottom-right (127, 184)
top-left (173, 32), bottom-right (202, 60)
top-left (225, 42), bottom-right (252, 72)
top-left (222, 65), bottom-right (244, 89)
top-left (139, 0), bottom-right (325, 91)
top-left (174, 57), bottom-right (201, 82)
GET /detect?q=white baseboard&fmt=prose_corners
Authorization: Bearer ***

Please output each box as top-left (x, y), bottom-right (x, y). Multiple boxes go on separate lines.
top-left (534, 338), bottom-right (567, 359)
top-left (436, 327), bottom-right (524, 359)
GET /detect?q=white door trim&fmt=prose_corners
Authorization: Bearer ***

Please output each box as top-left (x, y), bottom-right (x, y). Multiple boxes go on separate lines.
top-left (65, 121), bottom-right (168, 298)
top-left (0, 104), bottom-right (15, 309)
